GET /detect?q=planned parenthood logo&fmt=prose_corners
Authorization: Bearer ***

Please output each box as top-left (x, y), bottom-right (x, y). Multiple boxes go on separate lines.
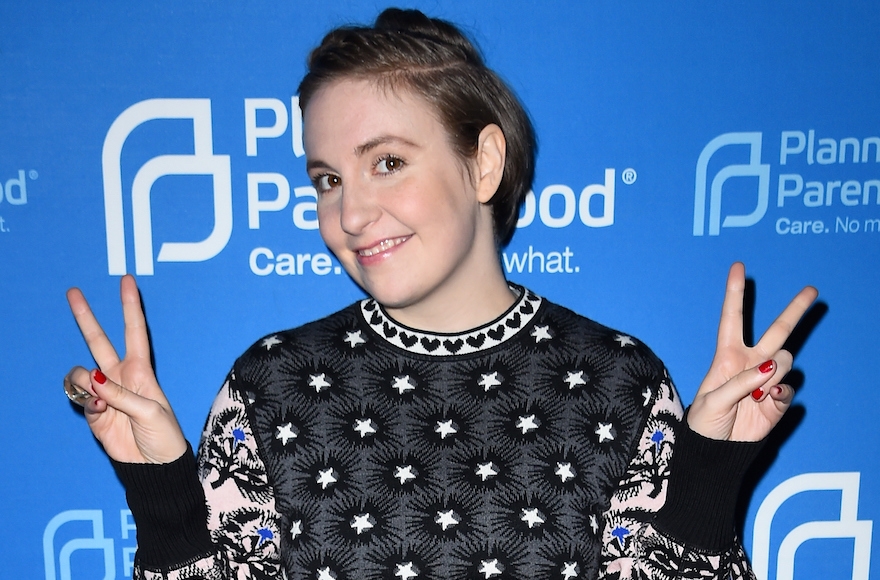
top-left (43, 509), bottom-right (137, 580)
top-left (102, 99), bottom-right (233, 275)
top-left (752, 472), bottom-right (873, 580)
top-left (101, 97), bottom-right (331, 277)
top-left (694, 130), bottom-right (880, 237)
top-left (693, 132), bottom-right (770, 236)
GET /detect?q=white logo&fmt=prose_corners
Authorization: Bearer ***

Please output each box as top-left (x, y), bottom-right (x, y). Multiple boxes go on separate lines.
top-left (752, 472), bottom-right (873, 580)
top-left (43, 510), bottom-right (115, 580)
top-left (102, 98), bottom-right (232, 275)
top-left (693, 132), bottom-right (770, 236)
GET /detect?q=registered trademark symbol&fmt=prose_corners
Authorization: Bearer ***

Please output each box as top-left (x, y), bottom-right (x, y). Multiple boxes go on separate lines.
top-left (29, 170), bottom-right (39, 180)
top-left (621, 168), bottom-right (637, 185)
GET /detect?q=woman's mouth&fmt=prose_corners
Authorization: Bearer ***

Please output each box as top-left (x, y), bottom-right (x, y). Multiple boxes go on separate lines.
top-left (357, 236), bottom-right (411, 257)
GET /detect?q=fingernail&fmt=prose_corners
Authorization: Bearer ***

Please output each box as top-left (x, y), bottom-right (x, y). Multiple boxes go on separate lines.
top-left (94, 369), bottom-right (107, 384)
top-left (751, 387), bottom-right (764, 401)
top-left (759, 360), bottom-right (774, 374)
top-left (773, 386), bottom-right (783, 396)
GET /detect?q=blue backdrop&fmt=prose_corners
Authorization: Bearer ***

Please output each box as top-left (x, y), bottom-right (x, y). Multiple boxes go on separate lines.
top-left (1, 2), bottom-right (877, 579)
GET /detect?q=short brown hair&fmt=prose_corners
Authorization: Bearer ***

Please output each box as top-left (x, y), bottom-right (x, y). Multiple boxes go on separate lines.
top-left (298, 8), bottom-right (536, 246)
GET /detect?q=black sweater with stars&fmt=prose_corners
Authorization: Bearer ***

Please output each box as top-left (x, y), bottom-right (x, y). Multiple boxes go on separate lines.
top-left (114, 286), bottom-right (763, 580)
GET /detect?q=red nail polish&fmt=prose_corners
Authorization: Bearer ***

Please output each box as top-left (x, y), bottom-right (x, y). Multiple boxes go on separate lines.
top-left (94, 369), bottom-right (107, 384)
top-left (759, 360), bottom-right (774, 374)
top-left (751, 387), bottom-right (764, 401)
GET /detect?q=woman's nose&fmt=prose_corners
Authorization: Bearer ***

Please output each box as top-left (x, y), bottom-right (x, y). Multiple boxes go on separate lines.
top-left (339, 181), bottom-right (381, 236)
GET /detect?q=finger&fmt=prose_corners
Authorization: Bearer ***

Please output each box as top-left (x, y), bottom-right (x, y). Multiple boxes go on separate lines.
top-left (768, 383), bottom-right (795, 407)
top-left (65, 366), bottom-right (94, 394)
top-left (712, 358), bottom-right (781, 408)
top-left (89, 368), bottom-right (159, 420)
top-left (64, 366), bottom-right (97, 406)
top-left (119, 275), bottom-right (152, 361)
top-left (755, 285), bottom-right (819, 356)
top-left (715, 262), bottom-right (746, 349)
top-left (67, 287), bottom-right (122, 369)
top-left (83, 390), bottom-right (108, 416)
top-left (748, 350), bottom-right (793, 400)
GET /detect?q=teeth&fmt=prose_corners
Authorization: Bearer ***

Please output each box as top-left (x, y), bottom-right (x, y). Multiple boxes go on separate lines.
top-left (358, 237), bottom-right (407, 257)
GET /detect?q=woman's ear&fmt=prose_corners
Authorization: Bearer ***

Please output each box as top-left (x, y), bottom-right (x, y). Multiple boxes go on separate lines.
top-left (475, 124), bottom-right (506, 204)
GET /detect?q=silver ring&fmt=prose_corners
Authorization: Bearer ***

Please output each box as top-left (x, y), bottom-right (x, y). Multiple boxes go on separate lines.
top-left (63, 378), bottom-right (93, 406)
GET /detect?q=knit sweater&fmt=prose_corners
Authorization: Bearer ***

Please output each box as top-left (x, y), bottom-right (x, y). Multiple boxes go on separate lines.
top-left (115, 286), bottom-right (762, 580)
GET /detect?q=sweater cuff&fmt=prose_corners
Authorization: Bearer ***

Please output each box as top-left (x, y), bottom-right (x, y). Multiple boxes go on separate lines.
top-left (111, 444), bottom-right (215, 568)
top-left (654, 420), bottom-right (764, 551)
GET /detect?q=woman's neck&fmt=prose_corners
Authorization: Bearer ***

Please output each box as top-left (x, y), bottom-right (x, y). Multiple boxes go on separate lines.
top-left (383, 264), bottom-right (516, 333)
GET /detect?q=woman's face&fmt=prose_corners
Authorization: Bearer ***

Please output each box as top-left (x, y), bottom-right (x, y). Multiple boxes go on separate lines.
top-left (304, 79), bottom-right (499, 321)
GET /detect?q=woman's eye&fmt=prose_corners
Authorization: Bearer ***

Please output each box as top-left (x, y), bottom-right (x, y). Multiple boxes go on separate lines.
top-left (376, 156), bottom-right (404, 174)
top-left (314, 173), bottom-right (341, 192)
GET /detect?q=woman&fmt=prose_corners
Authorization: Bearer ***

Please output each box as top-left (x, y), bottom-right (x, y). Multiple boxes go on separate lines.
top-left (64, 8), bottom-right (817, 580)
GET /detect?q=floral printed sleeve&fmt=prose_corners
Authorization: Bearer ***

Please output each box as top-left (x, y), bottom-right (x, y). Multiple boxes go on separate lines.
top-left (196, 372), bottom-right (282, 580)
top-left (600, 373), bottom-right (760, 580)
top-left (125, 371), bottom-right (281, 580)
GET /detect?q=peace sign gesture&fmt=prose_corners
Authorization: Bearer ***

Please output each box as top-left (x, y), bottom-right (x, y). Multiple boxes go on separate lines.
top-left (64, 275), bottom-right (187, 464)
top-left (687, 263), bottom-right (819, 442)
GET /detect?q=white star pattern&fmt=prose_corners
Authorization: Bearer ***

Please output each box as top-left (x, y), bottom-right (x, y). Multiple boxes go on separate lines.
top-left (261, 335), bottom-right (282, 350)
top-left (344, 330), bottom-right (365, 347)
top-left (564, 370), bottom-right (586, 389)
top-left (435, 419), bottom-right (457, 439)
top-left (595, 422), bottom-right (615, 443)
top-left (275, 422), bottom-right (298, 445)
top-left (394, 465), bottom-right (417, 484)
top-left (478, 372), bottom-right (502, 391)
top-left (475, 461), bottom-right (499, 481)
top-left (316, 467), bottom-right (338, 489)
top-left (290, 519), bottom-right (303, 540)
top-left (350, 513), bottom-right (375, 534)
top-left (309, 373), bottom-right (331, 392)
top-left (435, 509), bottom-right (460, 530)
top-left (479, 558), bottom-right (503, 578)
top-left (354, 418), bottom-right (378, 438)
top-left (555, 461), bottom-right (576, 482)
top-left (392, 375), bottom-right (416, 395)
top-left (520, 507), bottom-right (545, 528)
top-left (395, 562), bottom-right (419, 580)
top-left (211, 288), bottom-right (704, 577)
top-left (562, 561), bottom-right (579, 579)
top-left (531, 325), bottom-right (552, 342)
top-left (516, 414), bottom-right (539, 434)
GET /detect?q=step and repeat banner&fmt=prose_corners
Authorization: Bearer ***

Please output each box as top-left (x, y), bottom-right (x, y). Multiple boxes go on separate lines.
top-left (1, 1), bottom-right (877, 579)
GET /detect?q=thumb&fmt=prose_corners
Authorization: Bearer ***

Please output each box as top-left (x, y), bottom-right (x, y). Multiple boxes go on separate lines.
top-left (719, 360), bottom-right (779, 407)
top-left (89, 368), bottom-right (146, 417)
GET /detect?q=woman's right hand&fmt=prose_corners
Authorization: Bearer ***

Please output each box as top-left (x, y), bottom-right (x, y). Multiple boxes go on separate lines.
top-left (65, 274), bottom-right (187, 464)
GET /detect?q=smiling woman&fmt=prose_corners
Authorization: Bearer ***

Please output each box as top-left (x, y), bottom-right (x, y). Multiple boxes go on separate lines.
top-left (62, 7), bottom-right (817, 580)
top-left (306, 79), bottom-right (511, 330)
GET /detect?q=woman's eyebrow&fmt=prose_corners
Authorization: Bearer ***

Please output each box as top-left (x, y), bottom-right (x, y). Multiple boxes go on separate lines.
top-left (353, 135), bottom-right (419, 157)
top-left (306, 158), bottom-right (330, 172)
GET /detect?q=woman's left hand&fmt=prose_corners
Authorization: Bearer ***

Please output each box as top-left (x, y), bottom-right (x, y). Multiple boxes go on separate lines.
top-left (687, 262), bottom-right (818, 442)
